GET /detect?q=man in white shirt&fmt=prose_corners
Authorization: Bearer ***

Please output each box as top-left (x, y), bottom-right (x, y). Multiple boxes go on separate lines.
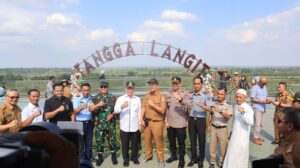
top-left (22, 89), bottom-right (43, 126)
top-left (114, 81), bottom-right (141, 167)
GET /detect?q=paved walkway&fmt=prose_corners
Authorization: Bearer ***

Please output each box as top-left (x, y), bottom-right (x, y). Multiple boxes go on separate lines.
top-left (92, 108), bottom-right (277, 168)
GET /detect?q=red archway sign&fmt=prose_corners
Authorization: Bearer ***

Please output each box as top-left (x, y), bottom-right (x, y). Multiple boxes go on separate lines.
top-left (73, 40), bottom-right (210, 75)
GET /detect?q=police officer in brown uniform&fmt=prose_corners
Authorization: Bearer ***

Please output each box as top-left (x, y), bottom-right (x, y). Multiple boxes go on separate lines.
top-left (165, 76), bottom-right (189, 168)
top-left (207, 88), bottom-right (233, 168)
top-left (140, 78), bottom-right (166, 168)
top-left (268, 107), bottom-right (300, 168)
top-left (0, 89), bottom-right (22, 133)
top-left (272, 82), bottom-right (293, 144)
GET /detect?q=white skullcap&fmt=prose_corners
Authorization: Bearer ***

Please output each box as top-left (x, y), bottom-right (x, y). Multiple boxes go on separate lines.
top-left (236, 89), bottom-right (247, 96)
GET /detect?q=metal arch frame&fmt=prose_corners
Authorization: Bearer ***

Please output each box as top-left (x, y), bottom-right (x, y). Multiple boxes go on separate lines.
top-left (73, 40), bottom-right (210, 75)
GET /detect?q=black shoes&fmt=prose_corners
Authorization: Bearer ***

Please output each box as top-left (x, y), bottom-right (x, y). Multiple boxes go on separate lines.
top-left (91, 156), bottom-right (96, 162)
top-left (187, 159), bottom-right (198, 167)
top-left (166, 156), bottom-right (178, 163)
top-left (132, 159), bottom-right (140, 165)
top-left (96, 154), bottom-right (104, 166)
top-left (178, 158), bottom-right (185, 168)
top-left (123, 160), bottom-right (129, 167)
top-left (198, 162), bottom-right (203, 168)
top-left (111, 152), bottom-right (118, 165)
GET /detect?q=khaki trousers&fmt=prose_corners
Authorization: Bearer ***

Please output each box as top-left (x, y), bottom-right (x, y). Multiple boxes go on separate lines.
top-left (144, 121), bottom-right (165, 161)
top-left (273, 111), bottom-right (281, 142)
top-left (209, 126), bottom-right (228, 165)
top-left (253, 109), bottom-right (264, 139)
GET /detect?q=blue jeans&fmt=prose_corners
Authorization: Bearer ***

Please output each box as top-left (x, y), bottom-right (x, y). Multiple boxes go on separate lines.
top-left (80, 120), bottom-right (93, 160)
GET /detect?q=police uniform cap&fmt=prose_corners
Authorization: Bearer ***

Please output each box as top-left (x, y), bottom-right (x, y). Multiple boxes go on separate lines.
top-left (147, 78), bottom-right (159, 85)
top-left (171, 76), bottom-right (181, 84)
top-left (99, 81), bottom-right (109, 87)
top-left (126, 81), bottom-right (135, 88)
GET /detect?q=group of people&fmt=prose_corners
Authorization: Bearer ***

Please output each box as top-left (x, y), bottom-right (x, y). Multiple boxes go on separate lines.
top-left (217, 69), bottom-right (251, 92)
top-left (0, 74), bottom-right (300, 168)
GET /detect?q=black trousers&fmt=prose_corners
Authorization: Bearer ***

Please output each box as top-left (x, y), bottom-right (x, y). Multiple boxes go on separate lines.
top-left (167, 127), bottom-right (186, 158)
top-left (188, 117), bottom-right (206, 162)
top-left (80, 120), bottom-right (93, 160)
top-left (120, 130), bottom-right (139, 161)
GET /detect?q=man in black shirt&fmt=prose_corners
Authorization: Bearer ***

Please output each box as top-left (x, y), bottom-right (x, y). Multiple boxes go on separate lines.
top-left (44, 82), bottom-right (74, 123)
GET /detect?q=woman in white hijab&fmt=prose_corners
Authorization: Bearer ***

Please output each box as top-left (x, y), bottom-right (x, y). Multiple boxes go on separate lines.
top-left (223, 89), bottom-right (254, 168)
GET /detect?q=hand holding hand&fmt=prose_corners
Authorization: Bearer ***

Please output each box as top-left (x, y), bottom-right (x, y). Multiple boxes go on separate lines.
top-left (273, 101), bottom-right (280, 106)
top-left (266, 99), bottom-right (273, 104)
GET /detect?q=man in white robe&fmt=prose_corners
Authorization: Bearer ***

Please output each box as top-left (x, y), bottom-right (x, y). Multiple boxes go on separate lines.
top-left (223, 89), bottom-right (254, 168)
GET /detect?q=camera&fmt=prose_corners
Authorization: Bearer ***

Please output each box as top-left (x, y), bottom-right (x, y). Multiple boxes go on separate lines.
top-left (0, 121), bottom-right (89, 168)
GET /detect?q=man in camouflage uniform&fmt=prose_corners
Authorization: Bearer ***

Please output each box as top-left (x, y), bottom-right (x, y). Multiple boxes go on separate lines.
top-left (271, 82), bottom-right (293, 144)
top-left (0, 89), bottom-right (22, 133)
top-left (89, 81), bottom-right (118, 166)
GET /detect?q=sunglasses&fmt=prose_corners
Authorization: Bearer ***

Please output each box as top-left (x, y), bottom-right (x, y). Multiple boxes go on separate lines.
top-left (100, 86), bottom-right (108, 88)
top-left (8, 96), bottom-right (20, 99)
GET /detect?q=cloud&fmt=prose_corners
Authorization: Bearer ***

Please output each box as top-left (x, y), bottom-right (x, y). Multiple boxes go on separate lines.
top-left (127, 20), bottom-right (185, 41)
top-left (201, 6), bottom-right (300, 66)
top-left (161, 9), bottom-right (198, 21)
top-left (221, 6), bottom-right (300, 44)
top-left (46, 13), bottom-right (81, 26)
top-left (88, 29), bottom-right (117, 40)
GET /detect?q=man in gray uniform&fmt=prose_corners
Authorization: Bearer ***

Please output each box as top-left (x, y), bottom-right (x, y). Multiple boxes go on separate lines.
top-left (187, 76), bottom-right (212, 168)
top-left (165, 76), bottom-right (189, 168)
